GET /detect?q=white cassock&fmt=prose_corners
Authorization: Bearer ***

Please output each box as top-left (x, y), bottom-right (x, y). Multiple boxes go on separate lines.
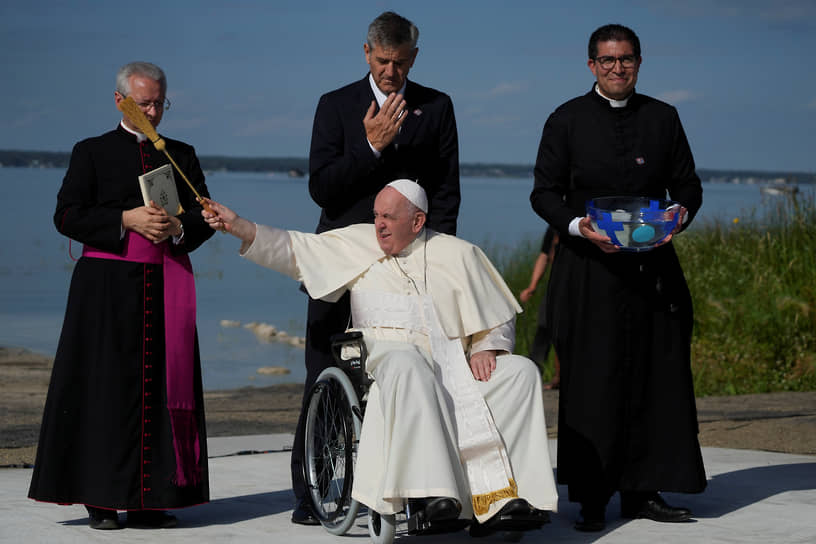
top-left (241, 223), bottom-right (558, 521)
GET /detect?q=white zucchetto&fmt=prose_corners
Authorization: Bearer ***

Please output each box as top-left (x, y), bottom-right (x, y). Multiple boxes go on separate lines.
top-left (386, 179), bottom-right (428, 213)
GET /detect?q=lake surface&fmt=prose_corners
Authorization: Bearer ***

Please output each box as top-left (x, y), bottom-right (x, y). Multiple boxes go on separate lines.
top-left (1, 167), bottom-right (811, 390)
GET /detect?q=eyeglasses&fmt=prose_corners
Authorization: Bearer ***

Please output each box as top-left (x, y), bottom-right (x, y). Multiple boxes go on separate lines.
top-left (121, 94), bottom-right (171, 111)
top-left (593, 55), bottom-right (638, 70)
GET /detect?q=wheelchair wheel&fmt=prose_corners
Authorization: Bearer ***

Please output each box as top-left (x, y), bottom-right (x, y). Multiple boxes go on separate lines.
top-left (368, 511), bottom-right (396, 544)
top-left (303, 366), bottom-right (363, 535)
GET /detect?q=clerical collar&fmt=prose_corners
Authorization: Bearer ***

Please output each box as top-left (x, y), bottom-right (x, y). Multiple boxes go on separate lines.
top-left (594, 84), bottom-right (631, 108)
top-left (120, 120), bottom-right (148, 142)
top-left (368, 73), bottom-right (407, 107)
top-left (397, 227), bottom-right (427, 258)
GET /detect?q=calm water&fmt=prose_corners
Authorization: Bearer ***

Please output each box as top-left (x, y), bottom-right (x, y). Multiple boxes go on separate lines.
top-left (1, 167), bottom-right (810, 390)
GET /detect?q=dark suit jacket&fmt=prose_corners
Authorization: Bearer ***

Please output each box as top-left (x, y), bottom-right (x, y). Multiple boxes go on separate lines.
top-left (308, 76), bottom-right (460, 234)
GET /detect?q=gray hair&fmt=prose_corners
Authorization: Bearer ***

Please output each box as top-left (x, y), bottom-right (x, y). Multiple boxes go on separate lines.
top-left (366, 11), bottom-right (419, 51)
top-left (115, 61), bottom-right (167, 96)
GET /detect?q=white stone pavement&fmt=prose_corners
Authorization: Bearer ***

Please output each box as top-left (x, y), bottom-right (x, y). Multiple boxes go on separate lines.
top-left (1, 435), bottom-right (815, 543)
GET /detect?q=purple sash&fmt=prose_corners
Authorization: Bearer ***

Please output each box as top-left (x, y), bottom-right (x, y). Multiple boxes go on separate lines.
top-left (83, 231), bottom-right (200, 487)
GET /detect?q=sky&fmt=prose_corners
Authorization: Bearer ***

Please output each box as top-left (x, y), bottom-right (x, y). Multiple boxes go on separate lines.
top-left (2, 0), bottom-right (816, 173)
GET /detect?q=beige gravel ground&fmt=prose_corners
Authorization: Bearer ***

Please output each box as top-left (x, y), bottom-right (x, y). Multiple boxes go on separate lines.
top-left (2, 346), bottom-right (814, 468)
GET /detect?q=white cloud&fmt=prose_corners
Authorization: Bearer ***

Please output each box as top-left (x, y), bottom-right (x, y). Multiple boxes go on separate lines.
top-left (485, 82), bottom-right (527, 98)
top-left (470, 114), bottom-right (521, 126)
top-left (656, 89), bottom-right (697, 104)
top-left (758, 0), bottom-right (816, 22)
top-left (641, 0), bottom-right (816, 22)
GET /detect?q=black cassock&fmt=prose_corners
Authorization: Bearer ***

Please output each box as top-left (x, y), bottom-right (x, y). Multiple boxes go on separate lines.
top-left (28, 125), bottom-right (213, 509)
top-left (531, 87), bottom-right (707, 503)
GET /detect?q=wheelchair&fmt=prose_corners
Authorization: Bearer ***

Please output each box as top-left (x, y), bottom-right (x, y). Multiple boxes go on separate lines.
top-left (301, 331), bottom-right (549, 543)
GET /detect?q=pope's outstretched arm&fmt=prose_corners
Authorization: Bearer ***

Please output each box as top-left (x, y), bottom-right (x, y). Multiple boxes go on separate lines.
top-left (200, 197), bottom-right (300, 280)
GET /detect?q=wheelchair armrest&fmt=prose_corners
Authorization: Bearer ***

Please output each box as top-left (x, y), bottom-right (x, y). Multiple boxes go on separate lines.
top-left (330, 330), bottom-right (363, 344)
top-left (330, 331), bottom-right (371, 399)
top-left (330, 331), bottom-right (365, 365)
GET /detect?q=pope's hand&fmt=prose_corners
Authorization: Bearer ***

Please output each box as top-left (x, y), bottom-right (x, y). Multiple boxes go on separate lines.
top-left (200, 198), bottom-right (256, 243)
top-left (469, 350), bottom-right (497, 382)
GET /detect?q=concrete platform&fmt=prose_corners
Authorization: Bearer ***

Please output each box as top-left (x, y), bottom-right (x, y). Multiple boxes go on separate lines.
top-left (2, 436), bottom-right (815, 543)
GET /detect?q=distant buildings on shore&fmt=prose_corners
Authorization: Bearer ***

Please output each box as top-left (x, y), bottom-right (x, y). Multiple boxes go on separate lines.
top-left (1, 150), bottom-right (814, 185)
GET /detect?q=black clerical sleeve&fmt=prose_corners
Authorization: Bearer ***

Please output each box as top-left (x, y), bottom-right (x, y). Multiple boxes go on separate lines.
top-left (54, 127), bottom-right (213, 254)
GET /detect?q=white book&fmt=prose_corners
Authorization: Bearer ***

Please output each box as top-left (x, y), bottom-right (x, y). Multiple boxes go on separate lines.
top-left (138, 163), bottom-right (184, 215)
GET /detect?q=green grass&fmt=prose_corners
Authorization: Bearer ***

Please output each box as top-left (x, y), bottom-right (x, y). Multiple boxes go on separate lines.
top-left (483, 237), bottom-right (558, 383)
top-left (491, 192), bottom-right (816, 397)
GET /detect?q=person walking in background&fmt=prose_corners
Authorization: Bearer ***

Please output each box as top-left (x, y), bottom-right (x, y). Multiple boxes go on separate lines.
top-left (292, 11), bottom-right (461, 525)
top-left (530, 24), bottom-right (706, 532)
top-left (28, 62), bottom-right (213, 530)
top-left (519, 226), bottom-right (560, 389)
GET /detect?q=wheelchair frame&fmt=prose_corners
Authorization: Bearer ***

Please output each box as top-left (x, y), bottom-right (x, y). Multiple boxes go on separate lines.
top-left (302, 332), bottom-right (547, 543)
top-left (302, 331), bottom-right (370, 536)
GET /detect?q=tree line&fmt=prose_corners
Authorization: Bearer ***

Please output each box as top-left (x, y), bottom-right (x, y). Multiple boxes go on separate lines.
top-left (1, 149), bottom-right (814, 183)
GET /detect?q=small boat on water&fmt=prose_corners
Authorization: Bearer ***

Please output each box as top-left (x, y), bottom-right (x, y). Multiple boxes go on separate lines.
top-left (760, 184), bottom-right (799, 197)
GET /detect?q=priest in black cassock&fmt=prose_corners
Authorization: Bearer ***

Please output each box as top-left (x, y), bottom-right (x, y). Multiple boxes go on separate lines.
top-left (28, 62), bottom-right (213, 530)
top-left (530, 24), bottom-right (706, 532)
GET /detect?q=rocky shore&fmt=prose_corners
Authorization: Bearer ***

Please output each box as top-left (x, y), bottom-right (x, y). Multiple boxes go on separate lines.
top-left (2, 346), bottom-right (814, 468)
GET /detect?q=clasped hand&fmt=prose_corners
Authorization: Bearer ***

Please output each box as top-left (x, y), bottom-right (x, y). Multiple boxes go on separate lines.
top-left (122, 201), bottom-right (181, 243)
top-left (364, 92), bottom-right (407, 152)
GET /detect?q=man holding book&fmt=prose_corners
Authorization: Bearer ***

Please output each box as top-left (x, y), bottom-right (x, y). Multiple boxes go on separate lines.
top-left (28, 61), bottom-right (213, 530)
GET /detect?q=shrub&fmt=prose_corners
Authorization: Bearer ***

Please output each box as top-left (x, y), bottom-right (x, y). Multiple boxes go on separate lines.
top-left (493, 192), bottom-right (816, 396)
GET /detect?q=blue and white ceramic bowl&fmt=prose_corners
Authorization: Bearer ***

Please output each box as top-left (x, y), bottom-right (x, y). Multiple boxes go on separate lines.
top-left (586, 196), bottom-right (680, 252)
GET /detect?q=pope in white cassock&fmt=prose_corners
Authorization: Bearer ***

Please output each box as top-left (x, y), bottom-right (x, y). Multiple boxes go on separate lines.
top-left (201, 180), bottom-right (558, 532)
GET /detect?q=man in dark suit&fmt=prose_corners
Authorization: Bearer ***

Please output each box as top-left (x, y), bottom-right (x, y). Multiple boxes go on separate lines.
top-left (291, 11), bottom-right (460, 524)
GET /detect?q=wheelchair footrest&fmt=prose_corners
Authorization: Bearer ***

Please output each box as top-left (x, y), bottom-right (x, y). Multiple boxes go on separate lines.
top-left (406, 515), bottom-right (469, 536)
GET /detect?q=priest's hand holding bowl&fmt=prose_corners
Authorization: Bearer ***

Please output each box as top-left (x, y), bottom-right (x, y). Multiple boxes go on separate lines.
top-left (200, 198), bottom-right (256, 244)
top-left (648, 203), bottom-right (688, 249)
top-left (578, 203), bottom-right (689, 253)
top-left (578, 216), bottom-right (620, 254)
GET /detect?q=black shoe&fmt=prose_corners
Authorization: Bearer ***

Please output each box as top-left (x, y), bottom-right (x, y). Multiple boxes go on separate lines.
top-left (621, 493), bottom-right (691, 522)
top-left (469, 499), bottom-right (543, 537)
top-left (574, 504), bottom-right (605, 532)
top-left (529, 508), bottom-right (551, 524)
top-left (86, 506), bottom-right (121, 530)
top-left (424, 497), bottom-right (462, 522)
top-left (127, 510), bottom-right (178, 528)
top-left (495, 498), bottom-right (533, 517)
top-left (291, 499), bottom-right (320, 525)
top-left (406, 497), bottom-right (465, 535)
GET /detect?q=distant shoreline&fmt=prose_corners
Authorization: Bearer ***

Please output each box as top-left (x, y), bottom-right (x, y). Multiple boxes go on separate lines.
top-left (1, 151), bottom-right (815, 184)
